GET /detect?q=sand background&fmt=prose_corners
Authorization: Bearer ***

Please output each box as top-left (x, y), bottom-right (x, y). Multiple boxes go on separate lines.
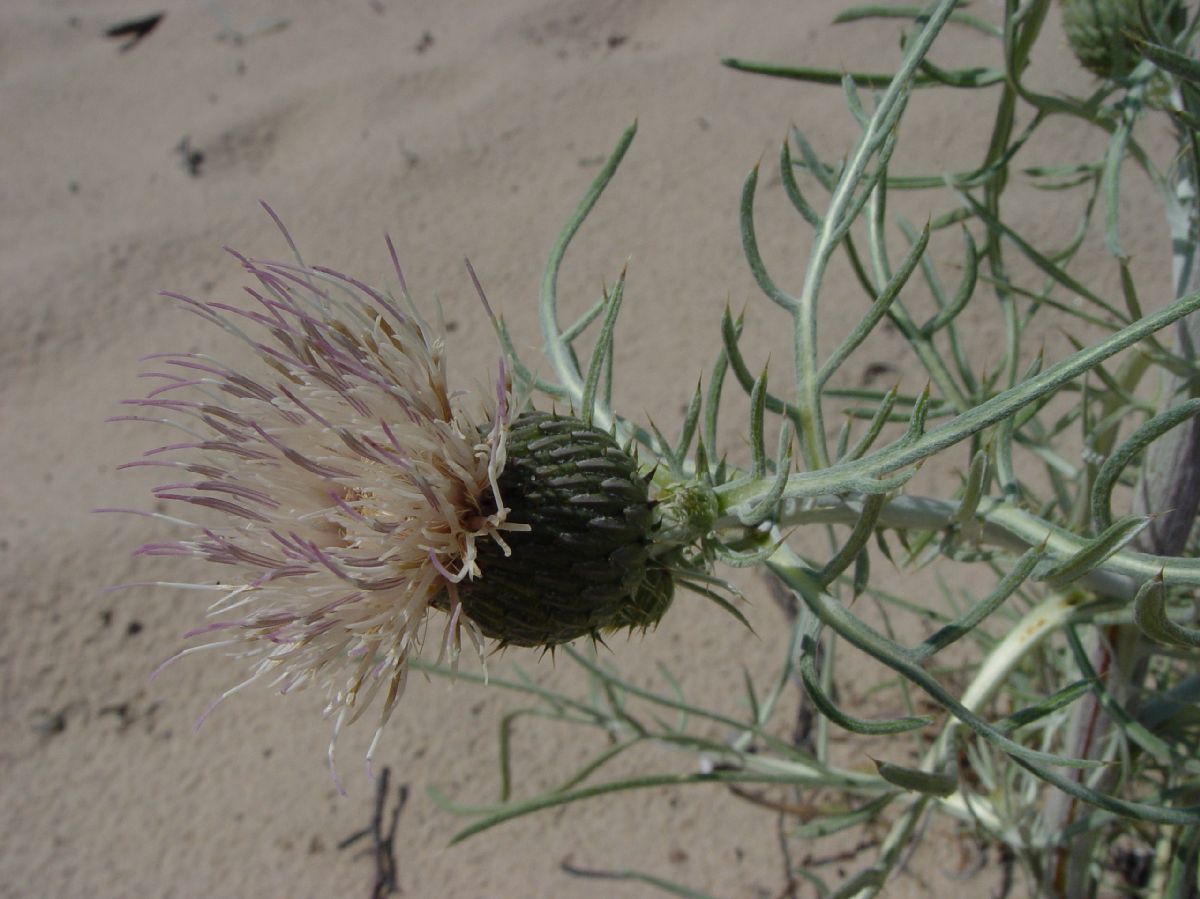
top-left (1, 1), bottom-right (1178, 897)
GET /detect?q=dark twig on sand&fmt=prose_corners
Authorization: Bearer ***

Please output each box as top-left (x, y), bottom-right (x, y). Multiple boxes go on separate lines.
top-left (338, 767), bottom-right (409, 898)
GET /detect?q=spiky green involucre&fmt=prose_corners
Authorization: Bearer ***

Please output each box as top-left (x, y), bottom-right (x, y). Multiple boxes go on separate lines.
top-left (456, 411), bottom-right (674, 646)
top-left (1061, 0), bottom-right (1186, 78)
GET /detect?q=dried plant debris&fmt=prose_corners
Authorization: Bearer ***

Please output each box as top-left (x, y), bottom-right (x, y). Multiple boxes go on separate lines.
top-left (104, 12), bottom-right (163, 53)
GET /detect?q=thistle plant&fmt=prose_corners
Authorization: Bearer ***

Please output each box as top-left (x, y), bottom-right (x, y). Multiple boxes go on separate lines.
top-left (111, 0), bottom-right (1200, 896)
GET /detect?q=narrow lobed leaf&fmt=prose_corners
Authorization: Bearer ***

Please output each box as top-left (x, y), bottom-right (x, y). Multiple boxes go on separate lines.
top-left (1134, 573), bottom-right (1200, 648)
top-left (871, 758), bottom-right (958, 796)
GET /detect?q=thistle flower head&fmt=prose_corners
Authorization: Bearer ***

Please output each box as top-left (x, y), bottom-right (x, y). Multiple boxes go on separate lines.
top-left (114, 213), bottom-right (530, 779)
top-left (113, 210), bottom-right (674, 782)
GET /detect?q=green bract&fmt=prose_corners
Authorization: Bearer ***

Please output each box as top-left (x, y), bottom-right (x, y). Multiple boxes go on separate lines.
top-left (458, 411), bottom-right (669, 646)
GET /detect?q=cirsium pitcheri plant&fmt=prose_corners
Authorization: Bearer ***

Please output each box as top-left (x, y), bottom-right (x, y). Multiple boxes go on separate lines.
top-left (109, 0), bottom-right (1200, 895)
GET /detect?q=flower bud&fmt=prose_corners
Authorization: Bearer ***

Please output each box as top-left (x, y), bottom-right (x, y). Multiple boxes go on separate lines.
top-left (1061, 0), bottom-right (1185, 78)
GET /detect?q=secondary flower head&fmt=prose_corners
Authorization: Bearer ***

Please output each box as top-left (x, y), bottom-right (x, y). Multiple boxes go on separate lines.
top-left (113, 209), bottom-right (671, 781)
top-left (1060, 0), bottom-right (1187, 79)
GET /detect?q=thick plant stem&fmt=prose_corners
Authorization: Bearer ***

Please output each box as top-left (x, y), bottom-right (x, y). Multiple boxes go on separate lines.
top-left (1043, 117), bottom-right (1200, 898)
top-left (787, 0), bottom-right (962, 470)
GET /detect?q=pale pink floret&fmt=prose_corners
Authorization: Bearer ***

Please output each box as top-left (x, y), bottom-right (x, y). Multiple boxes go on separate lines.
top-left (117, 211), bottom-right (519, 785)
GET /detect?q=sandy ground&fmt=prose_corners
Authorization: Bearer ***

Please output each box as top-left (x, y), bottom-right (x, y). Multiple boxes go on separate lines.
top-left (0, 1), bottom-right (1178, 897)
